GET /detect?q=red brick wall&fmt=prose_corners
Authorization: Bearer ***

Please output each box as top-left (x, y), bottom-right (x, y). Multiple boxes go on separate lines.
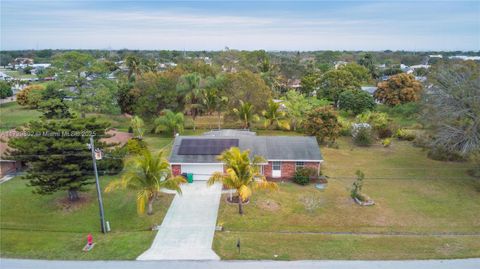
top-left (171, 165), bottom-right (181, 176)
top-left (263, 161), bottom-right (320, 180)
top-left (0, 162), bottom-right (17, 178)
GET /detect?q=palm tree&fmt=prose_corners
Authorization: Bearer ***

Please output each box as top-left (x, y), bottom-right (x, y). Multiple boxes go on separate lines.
top-left (232, 100), bottom-right (259, 129)
top-left (178, 73), bottom-right (202, 131)
top-left (130, 116), bottom-right (145, 139)
top-left (262, 100), bottom-right (290, 130)
top-left (207, 147), bottom-right (278, 215)
top-left (155, 109), bottom-right (184, 137)
top-left (201, 88), bottom-right (229, 129)
top-left (105, 150), bottom-right (186, 215)
top-left (125, 55), bottom-right (142, 80)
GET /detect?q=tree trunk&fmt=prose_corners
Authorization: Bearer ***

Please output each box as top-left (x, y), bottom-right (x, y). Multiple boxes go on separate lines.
top-left (147, 196), bottom-right (155, 215)
top-left (217, 111), bottom-right (222, 129)
top-left (238, 197), bottom-right (244, 215)
top-left (68, 188), bottom-right (79, 202)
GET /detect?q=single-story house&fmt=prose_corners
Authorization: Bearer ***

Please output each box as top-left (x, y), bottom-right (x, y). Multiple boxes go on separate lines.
top-left (169, 130), bottom-right (323, 181)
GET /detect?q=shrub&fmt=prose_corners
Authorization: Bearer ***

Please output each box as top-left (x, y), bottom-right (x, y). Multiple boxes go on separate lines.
top-left (395, 129), bottom-right (415, 141)
top-left (293, 167), bottom-right (317, 185)
top-left (412, 132), bottom-right (431, 148)
top-left (427, 146), bottom-right (466, 162)
top-left (126, 138), bottom-right (147, 155)
top-left (351, 170), bottom-right (364, 199)
top-left (382, 138), bottom-right (391, 147)
top-left (352, 123), bottom-right (373, 146)
top-left (338, 116), bottom-right (352, 136)
top-left (0, 81), bottom-right (13, 98)
top-left (355, 111), bottom-right (391, 138)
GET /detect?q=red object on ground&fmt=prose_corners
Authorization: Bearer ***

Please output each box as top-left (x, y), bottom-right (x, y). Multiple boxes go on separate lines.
top-left (87, 234), bottom-right (93, 245)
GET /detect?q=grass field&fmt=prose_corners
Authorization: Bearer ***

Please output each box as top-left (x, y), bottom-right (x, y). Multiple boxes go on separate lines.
top-left (0, 175), bottom-right (174, 260)
top-left (0, 102), bottom-right (41, 131)
top-left (213, 137), bottom-right (480, 259)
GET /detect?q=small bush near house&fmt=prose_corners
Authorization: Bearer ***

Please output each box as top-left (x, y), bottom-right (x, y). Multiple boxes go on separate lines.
top-left (338, 116), bottom-right (352, 136)
top-left (352, 123), bottom-right (374, 146)
top-left (126, 138), bottom-right (147, 155)
top-left (293, 167), bottom-right (317, 185)
top-left (395, 129), bottom-right (416, 141)
top-left (382, 138), bottom-right (391, 147)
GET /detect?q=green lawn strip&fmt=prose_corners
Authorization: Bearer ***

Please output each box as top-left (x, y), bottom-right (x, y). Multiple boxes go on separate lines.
top-left (0, 102), bottom-right (41, 131)
top-left (0, 176), bottom-right (174, 259)
top-left (0, 229), bottom-right (156, 260)
top-left (214, 232), bottom-right (480, 260)
top-left (215, 137), bottom-right (480, 258)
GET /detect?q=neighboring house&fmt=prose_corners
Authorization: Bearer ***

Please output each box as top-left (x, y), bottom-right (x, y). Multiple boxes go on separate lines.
top-left (361, 86), bottom-right (377, 95)
top-left (287, 79), bottom-right (301, 90)
top-left (169, 130), bottom-right (323, 181)
top-left (334, 61), bottom-right (348, 69)
top-left (0, 130), bottom-right (22, 178)
top-left (448, 55), bottom-right (480, 61)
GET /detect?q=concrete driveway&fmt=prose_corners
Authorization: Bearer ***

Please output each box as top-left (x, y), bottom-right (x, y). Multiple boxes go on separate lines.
top-left (137, 182), bottom-right (222, 260)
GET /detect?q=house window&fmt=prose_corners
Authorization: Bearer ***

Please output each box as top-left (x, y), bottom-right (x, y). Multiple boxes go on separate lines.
top-left (272, 161), bottom-right (281, 171)
top-left (295, 161), bottom-right (305, 171)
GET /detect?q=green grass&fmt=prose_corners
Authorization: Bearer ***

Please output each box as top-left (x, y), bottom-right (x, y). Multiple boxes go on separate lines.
top-left (214, 137), bottom-right (480, 259)
top-left (0, 102), bottom-right (42, 131)
top-left (0, 175), bottom-right (174, 260)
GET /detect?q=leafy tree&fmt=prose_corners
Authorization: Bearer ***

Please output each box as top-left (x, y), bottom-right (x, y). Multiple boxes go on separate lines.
top-left (374, 73), bottom-right (423, 106)
top-left (207, 147), bottom-right (278, 215)
top-left (224, 70), bottom-right (272, 113)
top-left (105, 150), bottom-right (186, 215)
top-left (233, 100), bottom-right (259, 129)
top-left (134, 69), bottom-right (183, 117)
top-left (300, 72), bottom-right (321, 96)
top-left (414, 67), bottom-right (428, 76)
top-left (339, 63), bottom-right (371, 83)
top-left (303, 106), bottom-right (341, 144)
top-left (130, 116), bottom-right (145, 139)
top-left (7, 117), bottom-right (110, 201)
top-left (357, 53), bottom-right (378, 78)
top-left (0, 81), bottom-right (13, 98)
top-left (338, 90), bottom-right (376, 115)
top-left (73, 79), bottom-right (120, 114)
top-left (355, 111), bottom-right (390, 136)
top-left (117, 79), bottom-right (138, 114)
top-left (262, 100), bottom-right (290, 130)
top-left (155, 109), bottom-right (185, 137)
top-left (16, 84), bottom-right (45, 108)
top-left (423, 61), bottom-right (480, 158)
top-left (317, 70), bottom-right (360, 105)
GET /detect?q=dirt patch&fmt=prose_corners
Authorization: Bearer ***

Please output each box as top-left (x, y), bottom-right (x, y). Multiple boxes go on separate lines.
top-left (55, 194), bottom-right (92, 213)
top-left (101, 129), bottom-right (133, 147)
top-left (256, 199), bottom-right (280, 212)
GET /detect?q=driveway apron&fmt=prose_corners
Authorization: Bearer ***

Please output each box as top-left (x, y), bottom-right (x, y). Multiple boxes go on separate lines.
top-left (137, 182), bottom-right (222, 260)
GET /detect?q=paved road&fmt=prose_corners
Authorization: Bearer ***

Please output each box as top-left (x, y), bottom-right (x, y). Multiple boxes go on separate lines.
top-left (2, 258), bottom-right (479, 269)
top-left (137, 182), bottom-right (222, 260)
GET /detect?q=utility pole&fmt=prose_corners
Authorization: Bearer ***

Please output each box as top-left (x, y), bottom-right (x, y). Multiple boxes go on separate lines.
top-left (89, 135), bottom-right (106, 234)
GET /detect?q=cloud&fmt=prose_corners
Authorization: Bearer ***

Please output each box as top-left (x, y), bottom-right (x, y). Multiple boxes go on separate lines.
top-left (2, 0), bottom-right (479, 50)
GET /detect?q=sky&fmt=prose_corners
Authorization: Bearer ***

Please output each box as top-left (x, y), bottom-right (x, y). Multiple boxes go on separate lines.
top-left (1, 0), bottom-right (479, 51)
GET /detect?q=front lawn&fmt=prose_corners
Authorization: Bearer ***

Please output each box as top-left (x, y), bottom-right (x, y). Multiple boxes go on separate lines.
top-left (0, 175), bottom-right (174, 260)
top-left (214, 137), bottom-right (480, 259)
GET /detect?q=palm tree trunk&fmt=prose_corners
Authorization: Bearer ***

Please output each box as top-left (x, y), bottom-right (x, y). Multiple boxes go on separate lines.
top-left (238, 197), bottom-right (244, 215)
top-left (147, 196), bottom-right (155, 215)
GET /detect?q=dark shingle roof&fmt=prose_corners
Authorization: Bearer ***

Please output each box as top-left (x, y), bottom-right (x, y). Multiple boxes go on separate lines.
top-left (169, 135), bottom-right (322, 163)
